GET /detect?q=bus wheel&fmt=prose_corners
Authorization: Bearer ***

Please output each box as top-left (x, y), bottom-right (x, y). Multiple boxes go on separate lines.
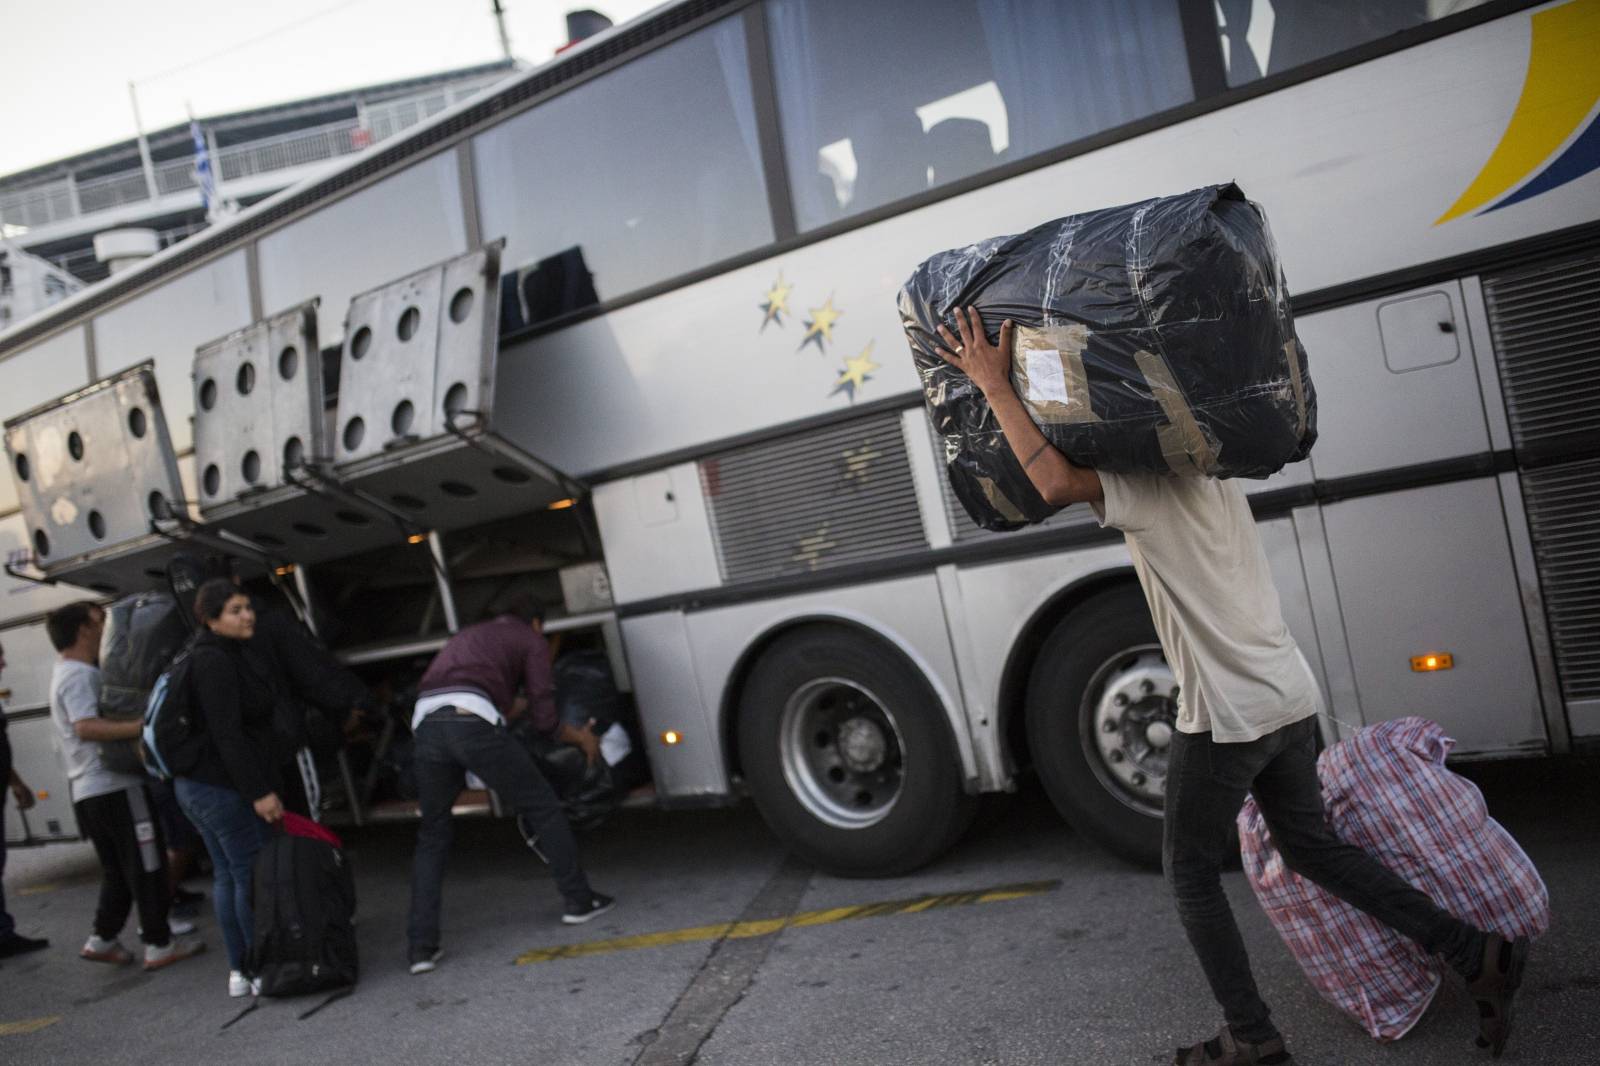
top-left (1026, 586), bottom-right (1174, 869)
top-left (738, 625), bottom-right (976, 877)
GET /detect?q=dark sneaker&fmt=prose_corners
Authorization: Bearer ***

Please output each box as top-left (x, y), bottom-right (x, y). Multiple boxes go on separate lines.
top-left (562, 893), bottom-right (615, 925)
top-left (1466, 933), bottom-right (1531, 1059)
top-left (1173, 1026), bottom-right (1295, 1064)
top-left (409, 947), bottom-right (443, 975)
top-left (0, 932), bottom-right (49, 959)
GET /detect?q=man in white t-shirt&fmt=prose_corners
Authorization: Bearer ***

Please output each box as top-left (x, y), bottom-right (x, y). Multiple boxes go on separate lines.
top-left (934, 307), bottom-right (1524, 1065)
top-left (46, 601), bottom-right (203, 972)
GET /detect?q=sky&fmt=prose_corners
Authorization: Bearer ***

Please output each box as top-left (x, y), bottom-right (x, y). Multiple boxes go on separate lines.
top-left (0, 0), bottom-right (662, 177)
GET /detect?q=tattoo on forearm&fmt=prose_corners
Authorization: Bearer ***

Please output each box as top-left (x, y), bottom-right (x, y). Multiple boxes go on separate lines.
top-left (1022, 441), bottom-right (1051, 470)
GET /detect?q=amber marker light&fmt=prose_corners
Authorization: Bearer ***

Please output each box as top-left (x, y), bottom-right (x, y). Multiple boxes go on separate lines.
top-left (407, 532), bottom-right (428, 544)
top-left (1410, 653), bottom-right (1454, 672)
top-left (661, 730), bottom-right (683, 746)
top-left (548, 498), bottom-right (577, 511)
top-left (274, 564), bottom-right (296, 577)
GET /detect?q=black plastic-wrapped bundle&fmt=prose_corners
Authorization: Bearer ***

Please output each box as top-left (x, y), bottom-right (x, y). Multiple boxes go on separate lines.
top-left (899, 183), bottom-right (1315, 531)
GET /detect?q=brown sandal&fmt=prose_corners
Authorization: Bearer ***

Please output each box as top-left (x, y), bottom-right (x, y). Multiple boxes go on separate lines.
top-left (1467, 933), bottom-right (1530, 1059)
top-left (1173, 1027), bottom-right (1295, 1065)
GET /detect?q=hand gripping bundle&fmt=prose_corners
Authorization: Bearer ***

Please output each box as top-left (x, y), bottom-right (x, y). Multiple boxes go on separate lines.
top-left (898, 184), bottom-right (1316, 530)
top-left (1238, 717), bottom-right (1549, 1041)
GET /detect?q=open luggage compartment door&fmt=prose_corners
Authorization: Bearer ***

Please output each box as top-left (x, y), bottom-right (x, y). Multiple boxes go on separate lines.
top-left (195, 243), bottom-right (583, 563)
top-left (3, 364), bottom-right (191, 597)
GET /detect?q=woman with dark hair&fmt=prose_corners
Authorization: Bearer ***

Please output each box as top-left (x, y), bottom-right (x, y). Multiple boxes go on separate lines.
top-left (176, 578), bottom-right (285, 998)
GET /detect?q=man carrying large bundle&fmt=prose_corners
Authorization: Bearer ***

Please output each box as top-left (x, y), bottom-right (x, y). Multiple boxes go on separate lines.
top-left (930, 306), bottom-right (1528, 1064)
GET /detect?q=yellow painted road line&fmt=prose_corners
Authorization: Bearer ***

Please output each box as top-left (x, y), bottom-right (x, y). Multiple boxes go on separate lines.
top-left (515, 879), bottom-right (1060, 966)
top-left (0, 1017), bottom-right (62, 1037)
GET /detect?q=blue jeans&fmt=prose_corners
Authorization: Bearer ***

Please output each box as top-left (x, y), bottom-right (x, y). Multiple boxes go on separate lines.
top-left (1163, 716), bottom-right (1484, 1043)
top-left (176, 777), bottom-right (270, 971)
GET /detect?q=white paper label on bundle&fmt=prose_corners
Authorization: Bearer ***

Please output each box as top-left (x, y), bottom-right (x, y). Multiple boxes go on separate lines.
top-left (1024, 349), bottom-right (1072, 405)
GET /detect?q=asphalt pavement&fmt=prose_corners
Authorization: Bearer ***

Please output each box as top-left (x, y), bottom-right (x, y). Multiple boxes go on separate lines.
top-left (2, 755), bottom-right (1596, 1065)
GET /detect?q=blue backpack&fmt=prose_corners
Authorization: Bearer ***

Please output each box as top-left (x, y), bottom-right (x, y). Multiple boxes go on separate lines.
top-left (142, 641), bottom-right (205, 779)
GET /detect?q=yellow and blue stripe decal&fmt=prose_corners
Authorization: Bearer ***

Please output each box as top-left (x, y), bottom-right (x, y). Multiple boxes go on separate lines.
top-left (1437, 0), bottom-right (1600, 224)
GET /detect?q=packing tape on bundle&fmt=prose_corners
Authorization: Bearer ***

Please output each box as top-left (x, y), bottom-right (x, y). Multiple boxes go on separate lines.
top-left (1013, 324), bottom-right (1099, 425)
top-left (1283, 339), bottom-right (1308, 440)
top-left (976, 475), bottom-right (1028, 524)
top-left (1133, 349), bottom-right (1222, 477)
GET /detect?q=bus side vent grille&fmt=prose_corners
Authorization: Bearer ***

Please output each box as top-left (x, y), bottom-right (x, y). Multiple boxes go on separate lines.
top-left (1519, 458), bottom-right (1600, 703)
top-left (700, 410), bottom-right (926, 584)
top-left (1482, 251), bottom-right (1600, 461)
top-left (928, 415), bottom-right (1095, 543)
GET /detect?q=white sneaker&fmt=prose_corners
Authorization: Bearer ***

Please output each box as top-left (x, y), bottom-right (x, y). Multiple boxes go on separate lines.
top-left (144, 934), bottom-right (205, 971)
top-left (168, 916), bottom-right (197, 936)
top-left (227, 970), bottom-right (258, 998)
top-left (80, 935), bottom-right (134, 965)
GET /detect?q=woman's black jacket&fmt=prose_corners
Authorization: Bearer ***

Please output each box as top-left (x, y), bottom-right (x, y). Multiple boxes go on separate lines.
top-left (183, 629), bottom-right (281, 802)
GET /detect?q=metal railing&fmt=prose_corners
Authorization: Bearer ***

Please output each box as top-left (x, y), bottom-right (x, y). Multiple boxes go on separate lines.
top-left (0, 75), bottom-right (502, 232)
top-left (217, 119), bottom-right (369, 182)
top-left (0, 181), bottom-right (74, 229)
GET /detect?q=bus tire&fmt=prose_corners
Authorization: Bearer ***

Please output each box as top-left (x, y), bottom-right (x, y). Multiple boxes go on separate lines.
top-left (738, 625), bottom-right (976, 877)
top-left (1026, 585), bottom-right (1174, 869)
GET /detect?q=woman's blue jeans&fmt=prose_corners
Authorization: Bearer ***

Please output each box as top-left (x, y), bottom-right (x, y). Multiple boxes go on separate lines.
top-left (175, 777), bottom-right (270, 971)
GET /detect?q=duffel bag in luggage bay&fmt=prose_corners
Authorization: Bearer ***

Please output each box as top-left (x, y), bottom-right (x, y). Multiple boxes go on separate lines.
top-left (1237, 717), bottom-right (1549, 1041)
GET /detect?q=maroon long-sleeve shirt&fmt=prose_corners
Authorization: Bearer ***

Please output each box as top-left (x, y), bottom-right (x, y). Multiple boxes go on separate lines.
top-left (417, 615), bottom-right (557, 733)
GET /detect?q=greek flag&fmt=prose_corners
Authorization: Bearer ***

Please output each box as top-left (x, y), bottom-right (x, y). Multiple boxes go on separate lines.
top-left (191, 119), bottom-right (218, 216)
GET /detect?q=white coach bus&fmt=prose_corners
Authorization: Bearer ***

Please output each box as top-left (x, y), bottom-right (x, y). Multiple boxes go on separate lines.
top-left (3, 0), bottom-right (1596, 874)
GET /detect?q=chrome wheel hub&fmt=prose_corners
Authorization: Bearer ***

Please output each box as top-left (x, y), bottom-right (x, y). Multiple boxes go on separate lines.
top-left (1082, 647), bottom-right (1177, 815)
top-left (780, 678), bottom-right (904, 829)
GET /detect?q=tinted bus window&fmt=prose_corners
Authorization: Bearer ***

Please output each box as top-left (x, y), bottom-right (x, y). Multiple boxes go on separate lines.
top-left (766, 0), bottom-right (1193, 232)
top-left (475, 16), bottom-right (772, 326)
top-left (1214, 0), bottom-right (1493, 86)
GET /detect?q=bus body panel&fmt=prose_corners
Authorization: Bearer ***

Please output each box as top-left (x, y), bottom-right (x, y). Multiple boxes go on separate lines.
top-left (1295, 284), bottom-right (1494, 481)
top-left (1321, 477), bottom-right (1545, 754)
top-left (3, 712), bottom-right (77, 843)
top-left (619, 610), bottom-right (730, 800)
top-left (681, 573), bottom-right (980, 790)
top-left (591, 464), bottom-right (723, 605)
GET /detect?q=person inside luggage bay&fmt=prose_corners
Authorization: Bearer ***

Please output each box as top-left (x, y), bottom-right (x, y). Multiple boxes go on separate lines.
top-left (932, 306), bottom-right (1530, 1066)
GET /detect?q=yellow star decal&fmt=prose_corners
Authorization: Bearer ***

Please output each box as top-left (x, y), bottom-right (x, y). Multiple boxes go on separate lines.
top-left (841, 441), bottom-right (882, 488)
top-left (799, 295), bottom-right (842, 353)
top-left (759, 273), bottom-right (793, 331)
top-left (793, 524), bottom-right (837, 571)
top-left (830, 341), bottom-right (880, 402)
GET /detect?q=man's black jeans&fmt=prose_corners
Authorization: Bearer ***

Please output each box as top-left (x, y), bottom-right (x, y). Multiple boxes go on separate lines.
top-left (407, 710), bottom-right (593, 951)
top-left (74, 785), bottom-right (172, 947)
top-left (1163, 715), bottom-right (1484, 1043)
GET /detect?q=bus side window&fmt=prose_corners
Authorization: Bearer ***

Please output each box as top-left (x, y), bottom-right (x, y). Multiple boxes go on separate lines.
top-left (1214, 0), bottom-right (1493, 87)
top-left (474, 14), bottom-right (772, 327)
top-left (765, 0), bottom-right (1194, 233)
